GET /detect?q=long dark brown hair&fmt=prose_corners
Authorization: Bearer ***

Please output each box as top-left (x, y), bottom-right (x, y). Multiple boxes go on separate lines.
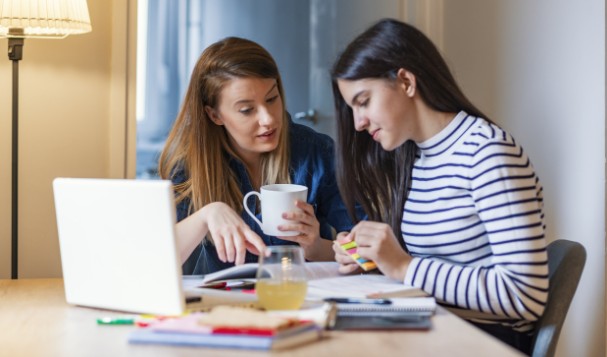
top-left (331, 19), bottom-right (489, 242)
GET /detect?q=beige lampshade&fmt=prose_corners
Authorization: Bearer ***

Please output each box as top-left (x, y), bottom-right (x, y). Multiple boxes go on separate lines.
top-left (0, 0), bottom-right (91, 38)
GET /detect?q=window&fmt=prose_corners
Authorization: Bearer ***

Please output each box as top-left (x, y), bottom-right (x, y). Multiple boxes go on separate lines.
top-left (136, 0), bottom-right (401, 178)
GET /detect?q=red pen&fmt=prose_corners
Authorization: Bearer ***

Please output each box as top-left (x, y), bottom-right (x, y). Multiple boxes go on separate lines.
top-left (199, 281), bottom-right (228, 289)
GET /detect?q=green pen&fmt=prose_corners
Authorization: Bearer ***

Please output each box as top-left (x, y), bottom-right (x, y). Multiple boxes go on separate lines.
top-left (96, 317), bottom-right (135, 325)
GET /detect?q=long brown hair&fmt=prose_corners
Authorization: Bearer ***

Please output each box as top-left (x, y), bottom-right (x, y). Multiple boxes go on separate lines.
top-left (158, 37), bottom-right (290, 215)
top-left (331, 19), bottom-right (489, 242)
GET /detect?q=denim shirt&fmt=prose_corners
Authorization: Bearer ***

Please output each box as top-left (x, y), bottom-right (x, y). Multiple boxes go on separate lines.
top-left (173, 121), bottom-right (358, 275)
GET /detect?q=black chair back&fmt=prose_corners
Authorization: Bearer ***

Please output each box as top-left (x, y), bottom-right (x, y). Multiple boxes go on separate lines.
top-left (530, 239), bottom-right (586, 357)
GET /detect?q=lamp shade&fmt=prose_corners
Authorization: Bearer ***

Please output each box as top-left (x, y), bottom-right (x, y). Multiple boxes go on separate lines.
top-left (0, 0), bottom-right (91, 38)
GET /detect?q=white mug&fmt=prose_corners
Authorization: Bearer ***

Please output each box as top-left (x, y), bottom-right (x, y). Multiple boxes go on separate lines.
top-left (243, 184), bottom-right (308, 236)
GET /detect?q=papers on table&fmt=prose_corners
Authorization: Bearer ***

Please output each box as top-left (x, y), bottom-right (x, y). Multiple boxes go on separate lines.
top-left (306, 274), bottom-right (427, 300)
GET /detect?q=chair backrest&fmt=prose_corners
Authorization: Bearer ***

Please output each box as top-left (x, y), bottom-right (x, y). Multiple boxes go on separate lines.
top-left (530, 239), bottom-right (586, 357)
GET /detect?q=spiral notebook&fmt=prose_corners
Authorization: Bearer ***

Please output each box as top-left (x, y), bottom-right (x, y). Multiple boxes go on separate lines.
top-left (330, 297), bottom-right (436, 330)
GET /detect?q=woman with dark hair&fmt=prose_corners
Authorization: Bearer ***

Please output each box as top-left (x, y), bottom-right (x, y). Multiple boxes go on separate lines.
top-left (159, 37), bottom-right (355, 275)
top-left (331, 18), bottom-right (547, 354)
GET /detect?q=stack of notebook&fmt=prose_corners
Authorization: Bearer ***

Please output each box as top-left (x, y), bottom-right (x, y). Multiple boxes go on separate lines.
top-left (128, 307), bottom-right (322, 350)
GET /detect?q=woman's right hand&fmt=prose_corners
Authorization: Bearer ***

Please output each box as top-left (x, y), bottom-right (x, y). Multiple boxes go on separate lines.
top-left (199, 202), bottom-right (266, 265)
top-left (332, 232), bottom-right (363, 275)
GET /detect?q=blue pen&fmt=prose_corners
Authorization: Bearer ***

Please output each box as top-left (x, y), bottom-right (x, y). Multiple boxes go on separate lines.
top-left (323, 297), bottom-right (392, 305)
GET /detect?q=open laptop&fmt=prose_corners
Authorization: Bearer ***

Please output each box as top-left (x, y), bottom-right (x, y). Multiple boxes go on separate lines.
top-left (52, 177), bottom-right (207, 315)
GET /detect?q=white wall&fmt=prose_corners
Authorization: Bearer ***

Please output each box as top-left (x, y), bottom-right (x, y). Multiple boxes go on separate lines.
top-left (439, 1), bottom-right (605, 356)
top-left (0, 0), bottom-right (136, 279)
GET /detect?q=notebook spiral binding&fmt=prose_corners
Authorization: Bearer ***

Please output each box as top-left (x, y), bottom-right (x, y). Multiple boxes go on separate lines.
top-left (335, 298), bottom-right (436, 318)
top-left (337, 304), bottom-right (432, 312)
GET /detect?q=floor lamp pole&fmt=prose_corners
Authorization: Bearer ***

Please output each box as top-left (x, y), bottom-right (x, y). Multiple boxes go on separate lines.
top-left (9, 37), bottom-right (23, 280)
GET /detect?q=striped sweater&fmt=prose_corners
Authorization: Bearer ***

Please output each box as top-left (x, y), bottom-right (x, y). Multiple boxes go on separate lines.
top-left (402, 111), bottom-right (548, 332)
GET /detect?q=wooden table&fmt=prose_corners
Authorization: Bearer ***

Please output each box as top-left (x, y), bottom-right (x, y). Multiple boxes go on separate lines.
top-left (0, 279), bottom-right (522, 356)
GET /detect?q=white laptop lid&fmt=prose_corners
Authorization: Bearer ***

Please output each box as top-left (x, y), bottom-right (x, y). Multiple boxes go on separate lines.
top-left (53, 178), bottom-right (187, 315)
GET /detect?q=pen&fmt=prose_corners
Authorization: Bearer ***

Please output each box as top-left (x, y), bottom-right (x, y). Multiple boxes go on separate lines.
top-left (323, 297), bottom-right (392, 305)
top-left (96, 317), bottom-right (135, 325)
top-left (185, 296), bottom-right (202, 304)
top-left (199, 281), bottom-right (227, 289)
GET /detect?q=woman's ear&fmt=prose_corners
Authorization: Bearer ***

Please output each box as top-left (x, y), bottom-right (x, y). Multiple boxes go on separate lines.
top-left (204, 106), bottom-right (223, 125)
top-left (396, 68), bottom-right (417, 97)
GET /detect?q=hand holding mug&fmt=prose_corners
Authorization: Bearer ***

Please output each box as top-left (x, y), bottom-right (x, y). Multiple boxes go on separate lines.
top-left (277, 199), bottom-right (321, 252)
top-left (243, 184), bottom-right (309, 236)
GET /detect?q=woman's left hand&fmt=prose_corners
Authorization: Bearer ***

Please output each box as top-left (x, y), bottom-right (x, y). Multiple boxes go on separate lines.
top-left (277, 200), bottom-right (322, 257)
